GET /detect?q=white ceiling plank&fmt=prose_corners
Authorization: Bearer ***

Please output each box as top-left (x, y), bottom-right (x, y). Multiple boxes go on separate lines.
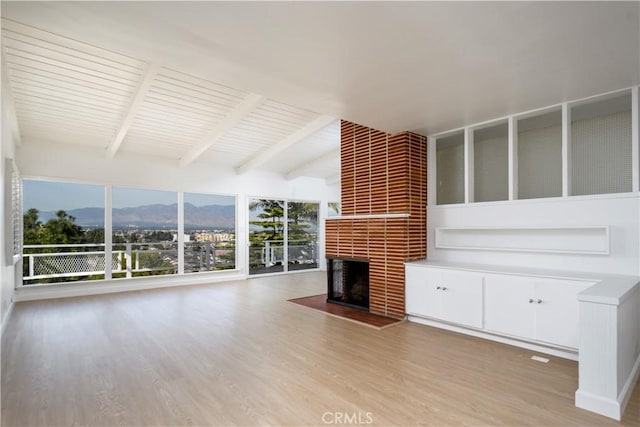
top-left (236, 115), bottom-right (335, 175)
top-left (106, 62), bottom-right (159, 158)
top-left (1, 18), bottom-right (146, 69)
top-left (178, 93), bottom-right (264, 167)
top-left (1, 48), bottom-right (22, 146)
top-left (285, 148), bottom-right (339, 180)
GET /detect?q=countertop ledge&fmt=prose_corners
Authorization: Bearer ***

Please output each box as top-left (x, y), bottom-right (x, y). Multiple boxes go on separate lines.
top-left (405, 259), bottom-right (640, 306)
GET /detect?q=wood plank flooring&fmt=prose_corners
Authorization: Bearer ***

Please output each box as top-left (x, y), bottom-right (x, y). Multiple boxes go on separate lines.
top-left (2, 272), bottom-right (639, 426)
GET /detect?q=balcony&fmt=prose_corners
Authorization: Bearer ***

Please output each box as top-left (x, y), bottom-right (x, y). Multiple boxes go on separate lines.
top-left (249, 239), bottom-right (318, 275)
top-left (22, 242), bottom-right (236, 284)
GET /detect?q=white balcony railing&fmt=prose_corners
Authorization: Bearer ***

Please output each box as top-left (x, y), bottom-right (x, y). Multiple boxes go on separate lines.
top-left (22, 242), bottom-right (235, 283)
top-left (254, 239), bottom-right (317, 267)
top-left (23, 243), bottom-right (178, 281)
top-left (23, 239), bottom-right (312, 283)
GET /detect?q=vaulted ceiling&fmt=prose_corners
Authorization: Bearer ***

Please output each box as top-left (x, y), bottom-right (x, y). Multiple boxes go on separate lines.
top-left (1, 2), bottom-right (638, 182)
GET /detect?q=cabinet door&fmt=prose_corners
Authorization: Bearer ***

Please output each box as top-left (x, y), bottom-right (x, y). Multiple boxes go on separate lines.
top-left (439, 270), bottom-right (484, 328)
top-left (405, 266), bottom-right (441, 317)
top-left (484, 274), bottom-right (536, 339)
top-left (534, 278), bottom-right (593, 348)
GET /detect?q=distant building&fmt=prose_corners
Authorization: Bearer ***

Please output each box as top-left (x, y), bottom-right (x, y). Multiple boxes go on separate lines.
top-left (172, 233), bottom-right (191, 242)
top-left (194, 232), bottom-right (233, 243)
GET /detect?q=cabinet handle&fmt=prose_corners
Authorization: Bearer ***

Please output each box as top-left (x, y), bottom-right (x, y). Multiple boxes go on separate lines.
top-left (537, 299), bottom-right (542, 304)
top-left (528, 299), bottom-right (534, 303)
top-left (442, 287), bottom-right (447, 291)
top-left (436, 286), bottom-right (441, 290)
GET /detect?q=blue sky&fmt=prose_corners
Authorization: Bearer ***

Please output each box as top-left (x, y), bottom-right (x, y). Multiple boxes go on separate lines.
top-left (24, 180), bottom-right (235, 211)
top-left (24, 180), bottom-right (104, 211)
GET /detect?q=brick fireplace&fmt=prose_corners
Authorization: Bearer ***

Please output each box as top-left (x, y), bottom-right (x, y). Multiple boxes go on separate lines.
top-left (325, 120), bottom-right (427, 318)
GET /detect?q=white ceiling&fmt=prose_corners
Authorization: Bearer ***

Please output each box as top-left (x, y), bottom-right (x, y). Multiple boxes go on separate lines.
top-left (2, 1), bottom-right (639, 180)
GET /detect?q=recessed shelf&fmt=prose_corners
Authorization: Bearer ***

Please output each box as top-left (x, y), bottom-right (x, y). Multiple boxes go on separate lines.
top-left (435, 226), bottom-right (610, 255)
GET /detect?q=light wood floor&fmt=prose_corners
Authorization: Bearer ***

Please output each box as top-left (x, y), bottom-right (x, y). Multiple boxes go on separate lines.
top-left (2, 272), bottom-right (639, 426)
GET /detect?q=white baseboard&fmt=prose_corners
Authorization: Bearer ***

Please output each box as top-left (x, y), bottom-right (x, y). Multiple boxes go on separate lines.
top-left (14, 271), bottom-right (247, 302)
top-left (618, 351), bottom-right (640, 417)
top-left (1, 300), bottom-right (15, 338)
top-left (575, 390), bottom-right (621, 421)
top-left (406, 315), bottom-right (578, 361)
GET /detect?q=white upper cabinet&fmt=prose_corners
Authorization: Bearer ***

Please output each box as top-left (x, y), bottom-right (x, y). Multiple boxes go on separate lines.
top-left (435, 132), bottom-right (465, 205)
top-left (570, 92), bottom-right (633, 196)
top-left (429, 86), bottom-right (638, 206)
top-left (473, 122), bottom-right (509, 203)
top-left (517, 109), bottom-right (563, 200)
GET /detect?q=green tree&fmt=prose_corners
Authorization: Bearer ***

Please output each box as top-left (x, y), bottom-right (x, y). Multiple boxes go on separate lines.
top-left (23, 209), bottom-right (102, 284)
top-left (248, 200), bottom-right (285, 270)
top-left (38, 210), bottom-right (84, 245)
top-left (287, 202), bottom-right (318, 241)
top-left (84, 228), bottom-right (105, 244)
top-left (23, 208), bottom-right (41, 245)
top-left (249, 199), bottom-right (284, 239)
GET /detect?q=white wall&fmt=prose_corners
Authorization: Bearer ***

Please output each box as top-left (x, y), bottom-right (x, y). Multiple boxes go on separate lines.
top-left (428, 195), bottom-right (640, 276)
top-left (1, 96), bottom-right (17, 330)
top-left (16, 140), bottom-right (340, 276)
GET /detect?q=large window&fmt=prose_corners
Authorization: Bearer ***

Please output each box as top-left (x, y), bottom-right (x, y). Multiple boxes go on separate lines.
top-left (248, 198), bottom-right (319, 275)
top-left (22, 179), bottom-right (105, 284)
top-left (22, 181), bottom-right (241, 284)
top-left (112, 187), bottom-right (178, 278)
top-left (184, 193), bottom-right (236, 272)
top-left (328, 202), bottom-right (341, 217)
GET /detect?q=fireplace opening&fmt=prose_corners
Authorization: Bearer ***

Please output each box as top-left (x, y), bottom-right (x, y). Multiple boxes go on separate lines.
top-left (327, 258), bottom-right (369, 310)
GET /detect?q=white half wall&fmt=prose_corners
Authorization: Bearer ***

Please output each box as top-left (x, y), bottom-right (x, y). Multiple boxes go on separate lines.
top-left (428, 195), bottom-right (640, 276)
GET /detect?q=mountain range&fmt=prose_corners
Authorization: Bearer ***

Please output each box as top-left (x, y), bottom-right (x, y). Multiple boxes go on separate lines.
top-left (37, 203), bottom-right (235, 229)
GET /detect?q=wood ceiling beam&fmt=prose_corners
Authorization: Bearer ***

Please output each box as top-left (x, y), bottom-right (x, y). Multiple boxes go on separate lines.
top-left (236, 115), bottom-right (335, 175)
top-left (106, 62), bottom-right (159, 158)
top-left (179, 93), bottom-right (264, 167)
top-left (1, 48), bottom-right (22, 147)
top-left (285, 148), bottom-right (339, 180)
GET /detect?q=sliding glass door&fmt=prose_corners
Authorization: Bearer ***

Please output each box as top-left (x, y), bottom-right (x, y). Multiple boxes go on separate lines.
top-left (248, 198), bottom-right (319, 275)
top-left (249, 199), bottom-right (285, 274)
top-left (287, 202), bottom-right (318, 271)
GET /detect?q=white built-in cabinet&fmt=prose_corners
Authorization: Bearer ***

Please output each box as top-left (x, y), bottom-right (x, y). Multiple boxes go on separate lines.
top-left (405, 262), bottom-right (595, 352)
top-left (483, 274), bottom-right (591, 348)
top-left (405, 267), bottom-right (483, 328)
